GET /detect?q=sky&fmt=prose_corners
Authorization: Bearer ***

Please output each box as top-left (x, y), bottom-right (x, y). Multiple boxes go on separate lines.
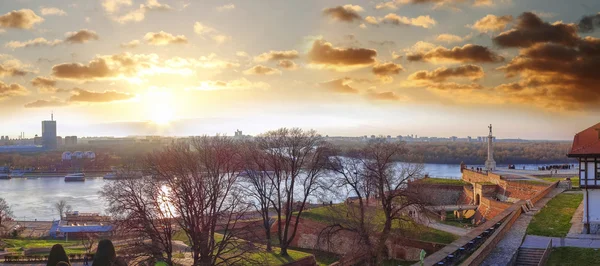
top-left (0, 0), bottom-right (599, 140)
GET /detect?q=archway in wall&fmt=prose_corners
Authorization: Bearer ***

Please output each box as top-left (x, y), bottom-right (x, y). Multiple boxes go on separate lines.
top-left (475, 194), bottom-right (481, 205)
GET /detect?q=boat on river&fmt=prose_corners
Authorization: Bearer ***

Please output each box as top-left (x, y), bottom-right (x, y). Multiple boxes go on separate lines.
top-left (64, 173), bottom-right (85, 182)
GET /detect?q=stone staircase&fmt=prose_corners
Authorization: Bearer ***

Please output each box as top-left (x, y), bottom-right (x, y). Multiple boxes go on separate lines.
top-left (515, 247), bottom-right (546, 266)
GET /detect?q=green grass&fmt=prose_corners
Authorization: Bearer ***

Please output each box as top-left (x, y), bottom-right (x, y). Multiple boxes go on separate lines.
top-left (526, 193), bottom-right (583, 237)
top-left (291, 247), bottom-right (339, 266)
top-left (540, 177), bottom-right (580, 188)
top-left (547, 247), bottom-right (600, 266)
top-left (301, 204), bottom-right (458, 244)
top-left (2, 239), bottom-right (80, 249)
top-left (419, 178), bottom-right (468, 186)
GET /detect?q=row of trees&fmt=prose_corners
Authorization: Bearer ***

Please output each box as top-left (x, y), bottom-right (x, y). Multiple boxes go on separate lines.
top-left (331, 140), bottom-right (573, 164)
top-left (101, 128), bottom-right (427, 265)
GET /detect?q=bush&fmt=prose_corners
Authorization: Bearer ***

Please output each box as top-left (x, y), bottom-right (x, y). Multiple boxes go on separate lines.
top-left (92, 239), bottom-right (116, 266)
top-left (47, 244), bottom-right (70, 266)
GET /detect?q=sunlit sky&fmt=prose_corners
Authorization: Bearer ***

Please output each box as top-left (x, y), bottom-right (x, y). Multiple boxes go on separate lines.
top-left (1, 0), bottom-right (599, 140)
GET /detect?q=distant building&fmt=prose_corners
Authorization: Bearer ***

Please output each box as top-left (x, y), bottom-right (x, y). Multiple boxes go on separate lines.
top-left (42, 114), bottom-right (57, 150)
top-left (568, 122), bottom-right (600, 234)
top-left (65, 136), bottom-right (78, 145)
top-left (34, 135), bottom-right (42, 145)
top-left (56, 136), bottom-right (64, 146)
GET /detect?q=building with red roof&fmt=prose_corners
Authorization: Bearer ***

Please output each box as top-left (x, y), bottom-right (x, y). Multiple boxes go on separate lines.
top-left (568, 122), bottom-right (600, 234)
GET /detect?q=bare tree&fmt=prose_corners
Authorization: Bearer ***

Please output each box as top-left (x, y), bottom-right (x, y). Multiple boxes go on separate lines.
top-left (55, 200), bottom-right (67, 220)
top-left (240, 140), bottom-right (276, 251)
top-left (81, 232), bottom-right (97, 254)
top-left (320, 140), bottom-right (425, 265)
top-left (101, 168), bottom-right (176, 265)
top-left (362, 139), bottom-right (425, 264)
top-left (0, 197), bottom-right (12, 228)
top-left (256, 128), bottom-right (331, 256)
top-left (148, 135), bottom-right (250, 266)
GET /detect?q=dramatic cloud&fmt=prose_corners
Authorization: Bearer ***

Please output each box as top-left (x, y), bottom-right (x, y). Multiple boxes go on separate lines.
top-left (578, 13), bottom-right (600, 33)
top-left (102, 0), bottom-right (132, 13)
top-left (144, 31), bottom-right (188, 46)
top-left (69, 88), bottom-right (134, 102)
top-left (243, 65), bottom-right (282, 75)
top-left (436, 34), bottom-right (465, 43)
top-left (24, 99), bottom-right (68, 108)
top-left (366, 89), bottom-right (403, 101)
top-left (319, 78), bottom-right (359, 94)
top-left (322, 5), bottom-right (364, 23)
top-left (255, 50), bottom-right (300, 62)
top-left (278, 60), bottom-right (298, 70)
top-left (31, 76), bottom-right (56, 89)
top-left (407, 44), bottom-right (504, 63)
top-left (0, 81), bottom-right (28, 99)
top-left (120, 40), bottom-right (140, 48)
top-left (6, 29), bottom-right (98, 49)
top-left (216, 4), bottom-right (235, 12)
top-left (114, 0), bottom-right (171, 23)
top-left (0, 9), bottom-right (44, 29)
top-left (366, 13), bottom-right (437, 28)
top-left (0, 64), bottom-right (29, 77)
top-left (470, 15), bottom-right (513, 33)
top-left (408, 64), bottom-right (484, 81)
top-left (308, 40), bottom-right (377, 69)
top-left (64, 29), bottom-right (99, 44)
top-left (372, 62), bottom-right (404, 82)
top-left (493, 12), bottom-right (579, 48)
top-left (40, 7), bottom-right (67, 16)
top-left (52, 58), bottom-right (112, 80)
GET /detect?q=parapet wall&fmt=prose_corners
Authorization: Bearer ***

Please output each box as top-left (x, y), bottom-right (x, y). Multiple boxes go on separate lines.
top-left (462, 169), bottom-right (503, 185)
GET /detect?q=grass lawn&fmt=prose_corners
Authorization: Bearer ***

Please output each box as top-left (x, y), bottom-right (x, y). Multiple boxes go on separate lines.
top-left (547, 247), bottom-right (600, 265)
top-left (419, 178), bottom-right (468, 186)
top-left (540, 177), bottom-right (580, 188)
top-left (526, 193), bottom-right (583, 237)
top-left (302, 204), bottom-right (458, 244)
top-left (512, 179), bottom-right (549, 186)
top-left (2, 238), bottom-right (80, 249)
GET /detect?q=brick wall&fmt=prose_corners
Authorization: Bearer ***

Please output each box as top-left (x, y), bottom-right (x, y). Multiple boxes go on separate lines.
top-left (462, 169), bottom-right (502, 184)
top-left (498, 181), bottom-right (549, 201)
top-left (409, 182), bottom-right (468, 205)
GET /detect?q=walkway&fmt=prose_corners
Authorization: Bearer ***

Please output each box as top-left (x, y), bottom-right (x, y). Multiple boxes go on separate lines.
top-left (522, 235), bottom-right (600, 249)
top-left (426, 205), bottom-right (478, 212)
top-left (567, 200), bottom-right (585, 236)
top-left (480, 188), bottom-right (565, 266)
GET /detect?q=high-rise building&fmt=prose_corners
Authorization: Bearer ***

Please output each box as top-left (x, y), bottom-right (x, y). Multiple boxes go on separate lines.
top-left (42, 114), bottom-right (57, 150)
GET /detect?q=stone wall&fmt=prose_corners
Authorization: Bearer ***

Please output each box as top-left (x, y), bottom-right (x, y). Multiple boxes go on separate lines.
top-left (409, 182), bottom-right (468, 206)
top-left (462, 169), bottom-right (503, 185)
top-left (497, 181), bottom-right (549, 201)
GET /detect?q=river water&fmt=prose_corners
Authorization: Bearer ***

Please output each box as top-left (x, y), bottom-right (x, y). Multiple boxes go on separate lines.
top-left (0, 163), bottom-right (557, 220)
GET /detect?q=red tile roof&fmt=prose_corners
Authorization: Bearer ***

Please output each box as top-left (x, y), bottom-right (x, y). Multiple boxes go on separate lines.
top-left (568, 122), bottom-right (600, 157)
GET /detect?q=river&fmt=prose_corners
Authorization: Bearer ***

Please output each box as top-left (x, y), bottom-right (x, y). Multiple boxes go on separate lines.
top-left (0, 163), bottom-right (560, 220)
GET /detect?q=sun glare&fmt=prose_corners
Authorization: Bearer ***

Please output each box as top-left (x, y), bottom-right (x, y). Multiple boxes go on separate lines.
top-left (145, 89), bottom-right (175, 125)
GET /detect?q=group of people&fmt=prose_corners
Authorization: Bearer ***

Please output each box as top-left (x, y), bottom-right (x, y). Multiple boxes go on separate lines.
top-left (537, 164), bottom-right (573, 171)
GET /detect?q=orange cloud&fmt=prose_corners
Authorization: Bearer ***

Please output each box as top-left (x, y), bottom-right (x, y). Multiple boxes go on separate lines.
top-left (0, 9), bottom-right (44, 29)
top-left (493, 12), bottom-right (578, 48)
top-left (308, 40), bottom-right (377, 69)
top-left (319, 78), bottom-right (359, 94)
top-left (322, 5), bottom-right (364, 23)
top-left (470, 15), bottom-right (513, 33)
top-left (243, 65), bottom-right (282, 75)
top-left (409, 65), bottom-right (484, 81)
top-left (407, 44), bottom-right (504, 63)
top-left (144, 31), bottom-right (188, 46)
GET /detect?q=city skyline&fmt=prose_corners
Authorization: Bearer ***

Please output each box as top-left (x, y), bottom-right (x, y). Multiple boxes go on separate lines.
top-left (0, 0), bottom-right (599, 140)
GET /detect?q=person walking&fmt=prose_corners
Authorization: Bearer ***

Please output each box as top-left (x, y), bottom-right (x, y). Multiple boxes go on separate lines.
top-left (84, 254), bottom-right (89, 266)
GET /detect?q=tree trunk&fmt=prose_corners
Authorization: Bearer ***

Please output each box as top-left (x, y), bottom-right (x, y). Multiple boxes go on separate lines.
top-left (280, 246), bottom-right (289, 257)
top-left (265, 226), bottom-right (272, 251)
